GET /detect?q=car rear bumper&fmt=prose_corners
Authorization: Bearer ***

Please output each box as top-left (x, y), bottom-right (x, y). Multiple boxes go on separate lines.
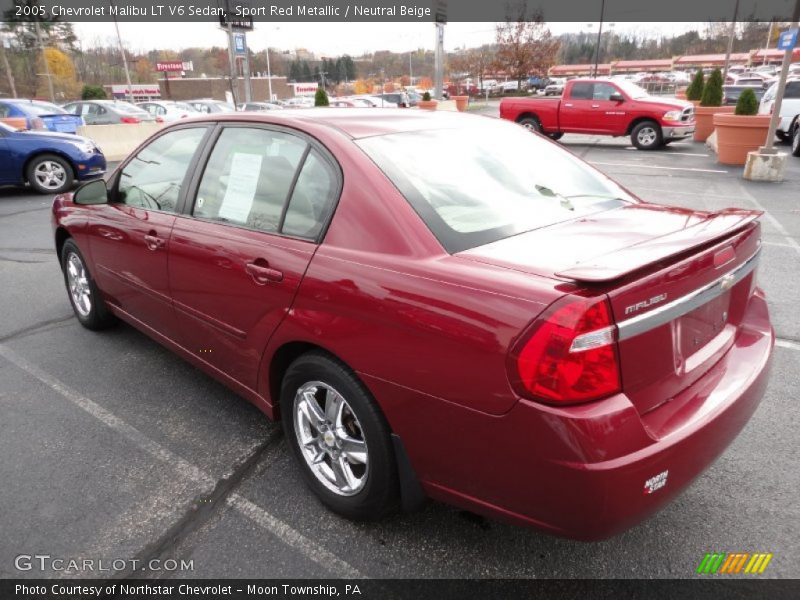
top-left (375, 289), bottom-right (773, 540)
top-left (663, 123), bottom-right (696, 140)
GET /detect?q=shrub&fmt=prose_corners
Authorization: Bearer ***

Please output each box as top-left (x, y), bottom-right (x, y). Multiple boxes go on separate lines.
top-left (422, 91), bottom-right (431, 101)
top-left (700, 68), bottom-right (723, 107)
top-left (314, 87), bottom-right (329, 107)
top-left (81, 84), bottom-right (107, 100)
top-left (686, 69), bottom-right (704, 101)
top-left (735, 87), bottom-right (759, 115)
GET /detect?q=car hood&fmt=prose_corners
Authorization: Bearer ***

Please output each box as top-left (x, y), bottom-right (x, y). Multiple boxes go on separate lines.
top-left (630, 96), bottom-right (692, 111)
top-left (456, 203), bottom-right (760, 282)
top-left (10, 129), bottom-right (91, 144)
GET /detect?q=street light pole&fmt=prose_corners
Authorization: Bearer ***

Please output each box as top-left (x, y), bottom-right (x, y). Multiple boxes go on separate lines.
top-left (722, 0), bottom-right (740, 82)
top-left (593, 0), bottom-right (605, 77)
top-left (33, 19), bottom-right (55, 103)
top-left (109, 0), bottom-right (134, 103)
top-left (265, 47), bottom-right (273, 101)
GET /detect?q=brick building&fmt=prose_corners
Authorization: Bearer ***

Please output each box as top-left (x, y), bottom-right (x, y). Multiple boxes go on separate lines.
top-left (157, 76), bottom-right (293, 102)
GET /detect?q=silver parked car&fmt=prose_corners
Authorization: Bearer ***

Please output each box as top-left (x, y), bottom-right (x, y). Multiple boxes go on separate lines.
top-left (186, 99), bottom-right (236, 114)
top-left (62, 100), bottom-right (155, 125)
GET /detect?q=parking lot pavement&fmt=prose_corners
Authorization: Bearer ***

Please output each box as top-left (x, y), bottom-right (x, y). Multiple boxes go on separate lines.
top-left (1, 137), bottom-right (799, 580)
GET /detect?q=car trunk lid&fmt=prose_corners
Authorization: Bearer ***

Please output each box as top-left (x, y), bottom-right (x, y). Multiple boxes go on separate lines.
top-left (458, 203), bottom-right (763, 416)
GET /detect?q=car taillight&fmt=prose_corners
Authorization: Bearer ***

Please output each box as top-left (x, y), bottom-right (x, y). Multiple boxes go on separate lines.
top-left (509, 295), bottom-right (621, 405)
top-left (120, 116), bottom-right (140, 124)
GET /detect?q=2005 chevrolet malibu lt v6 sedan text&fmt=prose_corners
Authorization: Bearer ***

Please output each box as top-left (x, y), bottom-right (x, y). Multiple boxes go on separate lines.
top-left (51, 110), bottom-right (773, 540)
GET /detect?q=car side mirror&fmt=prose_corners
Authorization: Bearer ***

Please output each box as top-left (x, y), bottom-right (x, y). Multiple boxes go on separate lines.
top-left (609, 92), bottom-right (624, 103)
top-left (73, 178), bottom-right (108, 205)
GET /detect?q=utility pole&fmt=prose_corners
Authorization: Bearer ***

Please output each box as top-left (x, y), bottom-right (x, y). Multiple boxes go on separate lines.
top-left (763, 21), bottom-right (774, 66)
top-left (593, 0), bottom-right (605, 77)
top-left (434, 23), bottom-right (444, 99)
top-left (0, 34), bottom-right (17, 98)
top-left (33, 19), bottom-right (55, 102)
top-left (265, 47), bottom-right (273, 101)
top-left (722, 0), bottom-right (740, 81)
top-left (243, 35), bottom-right (252, 103)
top-left (226, 20), bottom-right (239, 106)
top-left (762, 12), bottom-right (800, 153)
top-left (110, 1), bottom-right (134, 103)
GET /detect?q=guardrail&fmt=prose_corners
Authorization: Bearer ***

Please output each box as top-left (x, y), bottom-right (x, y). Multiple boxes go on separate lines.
top-left (77, 123), bottom-right (164, 162)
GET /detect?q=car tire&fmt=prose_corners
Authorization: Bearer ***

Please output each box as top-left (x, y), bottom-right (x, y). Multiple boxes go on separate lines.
top-left (281, 351), bottom-right (399, 520)
top-left (548, 132), bottom-right (564, 141)
top-left (631, 121), bottom-right (664, 150)
top-left (61, 239), bottom-right (117, 330)
top-left (27, 154), bottom-right (74, 195)
top-left (776, 131), bottom-right (788, 143)
top-left (792, 124), bottom-right (800, 157)
top-left (518, 117), bottom-right (542, 133)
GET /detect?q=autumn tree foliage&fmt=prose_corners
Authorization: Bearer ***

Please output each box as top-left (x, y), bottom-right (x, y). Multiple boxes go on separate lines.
top-left (494, 16), bottom-right (559, 88)
top-left (449, 45), bottom-right (495, 89)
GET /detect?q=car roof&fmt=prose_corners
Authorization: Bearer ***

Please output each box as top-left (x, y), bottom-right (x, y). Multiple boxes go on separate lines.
top-left (180, 108), bottom-right (487, 139)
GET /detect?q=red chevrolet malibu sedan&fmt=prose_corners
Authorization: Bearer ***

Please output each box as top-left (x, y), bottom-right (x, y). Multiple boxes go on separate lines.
top-left (52, 110), bottom-right (773, 540)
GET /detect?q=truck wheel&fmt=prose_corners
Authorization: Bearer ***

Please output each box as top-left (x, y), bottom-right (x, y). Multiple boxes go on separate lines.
top-left (791, 123), bottom-right (800, 157)
top-left (518, 117), bottom-right (541, 133)
top-left (631, 121), bottom-right (663, 150)
top-left (548, 132), bottom-right (564, 141)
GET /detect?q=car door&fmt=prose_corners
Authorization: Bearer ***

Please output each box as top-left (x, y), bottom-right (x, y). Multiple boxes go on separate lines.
top-left (558, 82), bottom-right (595, 132)
top-left (0, 131), bottom-right (13, 183)
top-left (87, 125), bottom-right (211, 340)
top-left (589, 82), bottom-right (628, 134)
top-left (168, 124), bottom-right (340, 390)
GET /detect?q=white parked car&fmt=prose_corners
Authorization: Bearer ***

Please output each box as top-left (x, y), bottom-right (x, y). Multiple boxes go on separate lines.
top-left (758, 78), bottom-right (800, 143)
top-left (136, 101), bottom-right (198, 123)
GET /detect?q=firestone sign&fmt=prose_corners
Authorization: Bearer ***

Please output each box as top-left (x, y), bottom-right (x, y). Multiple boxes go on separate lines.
top-left (293, 83), bottom-right (319, 96)
top-left (155, 61), bottom-right (194, 72)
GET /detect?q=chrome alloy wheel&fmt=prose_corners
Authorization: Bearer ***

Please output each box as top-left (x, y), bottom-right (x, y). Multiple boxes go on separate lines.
top-left (33, 160), bottom-right (68, 191)
top-left (637, 126), bottom-right (658, 147)
top-left (66, 253), bottom-right (92, 317)
top-left (293, 381), bottom-right (368, 496)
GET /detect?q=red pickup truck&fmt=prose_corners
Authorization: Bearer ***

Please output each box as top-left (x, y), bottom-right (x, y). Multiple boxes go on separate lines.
top-left (500, 78), bottom-right (695, 150)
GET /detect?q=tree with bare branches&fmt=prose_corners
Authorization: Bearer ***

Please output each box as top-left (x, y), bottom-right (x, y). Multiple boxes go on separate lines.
top-left (494, 15), bottom-right (559, 89)
top-left (449, 45), bottom-right (495, 90)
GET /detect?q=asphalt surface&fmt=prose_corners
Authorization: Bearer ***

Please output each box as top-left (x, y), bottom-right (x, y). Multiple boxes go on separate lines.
top-left (1, 113), bottom-right (799, 581)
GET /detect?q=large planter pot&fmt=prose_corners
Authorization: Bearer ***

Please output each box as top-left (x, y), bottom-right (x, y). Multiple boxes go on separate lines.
top-left (713, 113), bottom-right (772, 166)
top-left (452, 95), bottom-right (469, 112)
top-left (694, 105), bottom-right (734, 142)
top-left (417, 100), bottom-right (438, 111)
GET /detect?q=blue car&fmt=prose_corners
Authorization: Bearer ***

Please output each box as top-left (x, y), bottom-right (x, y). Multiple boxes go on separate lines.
top-left (0, 122), bottom-right (106, 194)
top-left (0, 99), bottom-right (84, 134)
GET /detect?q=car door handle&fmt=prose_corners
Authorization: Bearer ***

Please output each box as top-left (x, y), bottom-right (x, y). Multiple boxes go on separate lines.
top-left (591, 104), bottom-right (600, 108)
top-left (144, 232), bottom-right (166, 251)
top-left (564, 103), bottom-right (573, 107)
top-left (245, 260), bottom-right (283, 284)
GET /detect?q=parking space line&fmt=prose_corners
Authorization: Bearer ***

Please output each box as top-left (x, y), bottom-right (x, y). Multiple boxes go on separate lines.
top-left (776, 339), bottom-right (800, 352)
top-left (736, 187), bottom-right (800, 258)
top-left (0, 343), bottom-right (365, 579)
top-left (624, 148), bottom-right (709, 157)
top-left (589, 161), bottom-right (729, 174)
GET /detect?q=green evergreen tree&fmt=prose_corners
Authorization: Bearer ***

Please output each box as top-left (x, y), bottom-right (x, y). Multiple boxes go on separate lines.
top-left (686, 69), bottom-right (704, 101)
top-left (700, 68), bottom-right (723, 107)
top-left (735, 87), bottom-right (758, 115)
top-left (314, 86), bottom-right (329, 106)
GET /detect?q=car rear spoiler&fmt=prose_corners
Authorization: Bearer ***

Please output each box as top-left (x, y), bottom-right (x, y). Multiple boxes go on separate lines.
top-left (555, 208), bottom-right (762, 282)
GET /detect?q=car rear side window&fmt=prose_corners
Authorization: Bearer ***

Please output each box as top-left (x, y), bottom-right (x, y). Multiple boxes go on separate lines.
top-left (785, 82), bottom-right (800, 98)
top-left (570, 82), bottom-right (593, 99)
top-left (192, 127), bottom-right (308, 234)
top-left (117, 127), bottom-right (208, 213)
top-left (281, 149), bottom-right (338, 239)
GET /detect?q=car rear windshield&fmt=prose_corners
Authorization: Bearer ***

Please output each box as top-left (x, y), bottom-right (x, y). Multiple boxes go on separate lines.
top-left (357, 121), bottom-right (633, 253)
top-left (110, 101), bottom-right (148, 114)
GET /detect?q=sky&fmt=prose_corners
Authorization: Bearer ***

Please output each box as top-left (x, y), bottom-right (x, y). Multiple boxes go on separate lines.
top-left (72, 21), bottom-right (701, 56)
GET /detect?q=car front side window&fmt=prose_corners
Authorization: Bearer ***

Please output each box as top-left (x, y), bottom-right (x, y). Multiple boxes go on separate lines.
top-left (117, 127), bottom-right (208, 213)
top-left (192, 127), bottom-right (308, 234)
